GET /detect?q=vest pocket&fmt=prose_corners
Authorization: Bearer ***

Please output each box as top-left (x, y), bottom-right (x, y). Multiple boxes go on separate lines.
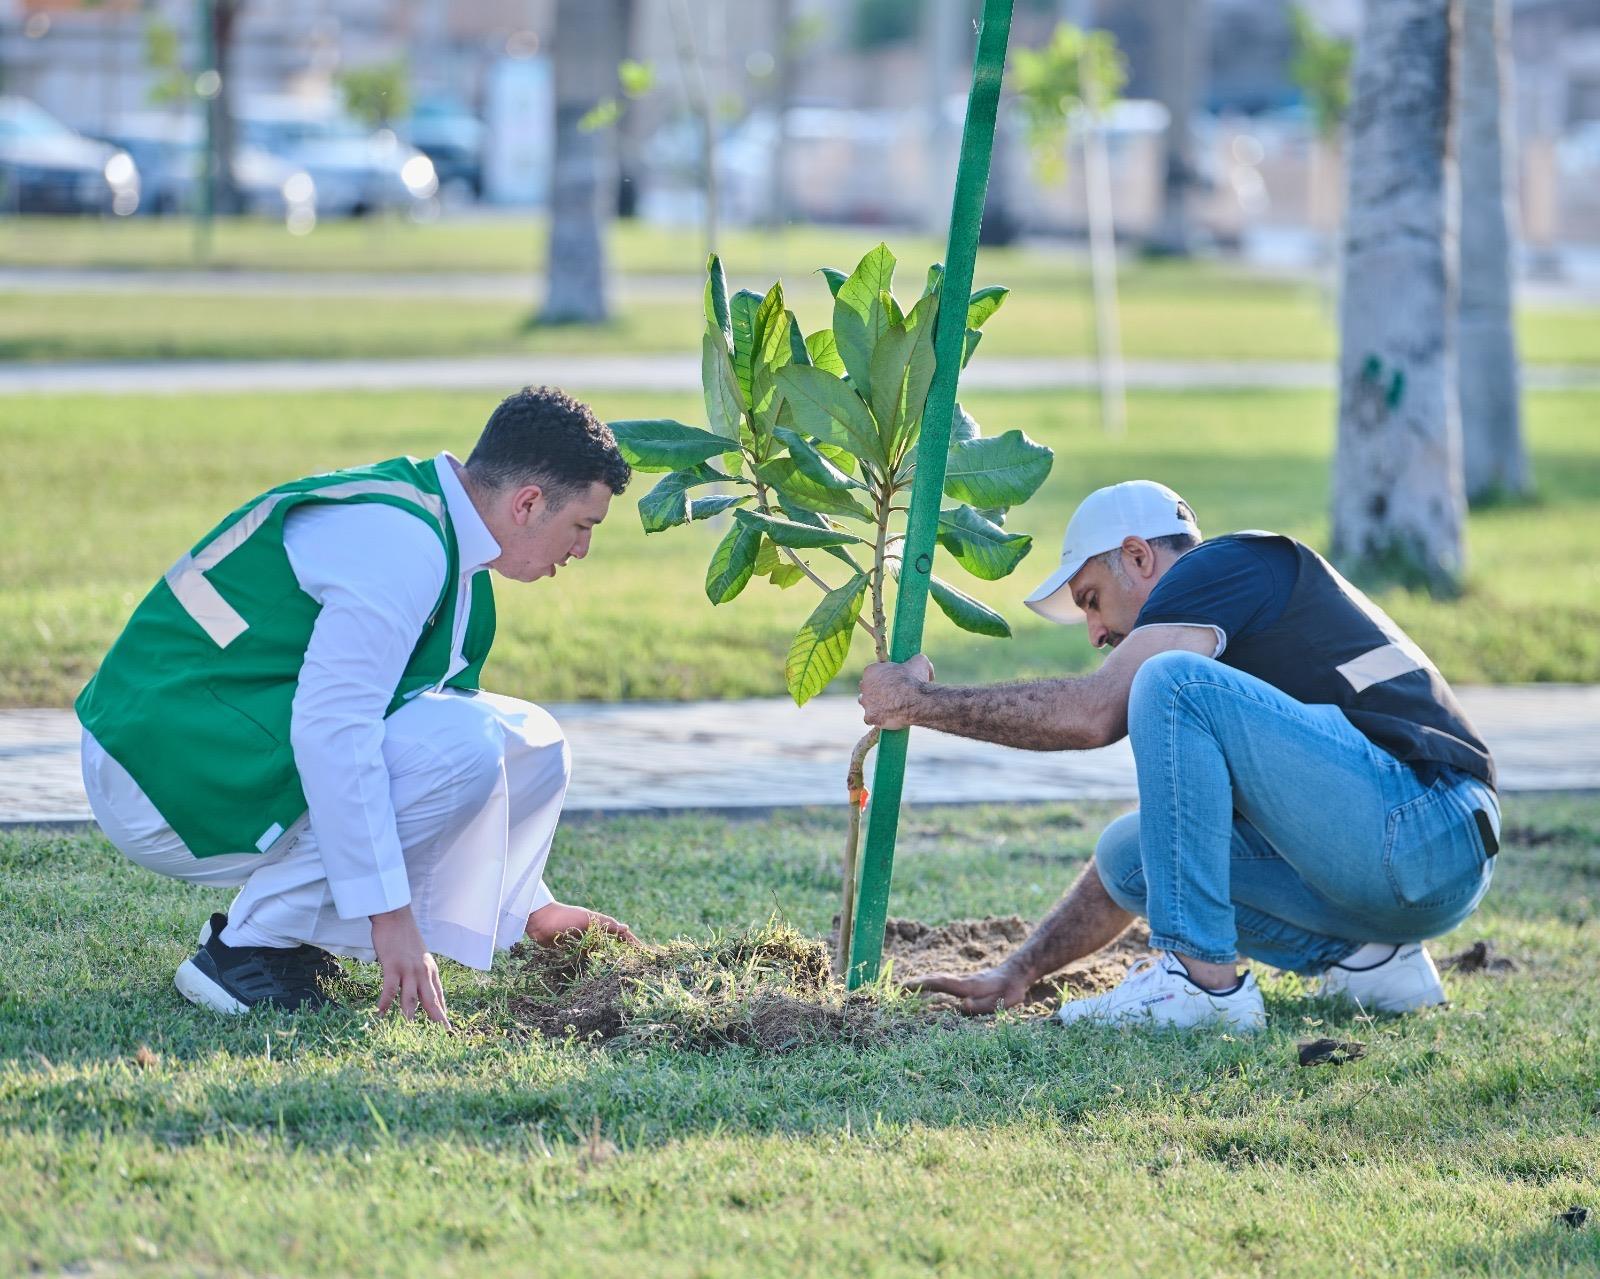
top-left (1382, 786), bottom-right (1487, 911)
top-left (205, 685), bottom-right (283, 747)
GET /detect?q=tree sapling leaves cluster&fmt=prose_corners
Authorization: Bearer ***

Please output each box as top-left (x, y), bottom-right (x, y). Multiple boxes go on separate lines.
top-left (610, 246), bottom-right (1055, 972)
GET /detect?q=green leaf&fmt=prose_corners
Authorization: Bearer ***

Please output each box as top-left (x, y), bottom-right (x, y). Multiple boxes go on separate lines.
top-left (753, 537), bottom-right (783, 575)
top-left (611, 419), bottom-right (733, 473)
top-left (769, 562), bottom-right (807, 589)
top-left (924, 263), bottom-right (944, 296)
top-left (966, 285), bottom-right (1010, 330)
top-left (775, 500), bottom-right (863, 569)
top-left (704, 518), bottom-right (762, 604)
top-left (951, 402), bottom-right (982, 445)
top-left (785, 573), bottom-right (869, 706)
top-left (702, 329), bottom-right (745, 441)
top-left (756, 457), bottom-right (873, 520)
top-left (937, 505), bottom-right (1034, 580)
top-left (832, 243), bottom-right (896, 398)
top-left (804, 329), bottom-right (846, 377)
top-left (818, 267), bottom-right (848, 297)
top-left (962, 327), bottom-right (983, 369)
top-left (704, 253), bottom-right (731, 343)
top-left (868, 289), bottom-right (939, 458)
top-left (637, 463), bottom-right (723, 532)
top-left (690, 493), bottom-right (749, 520)
top-left (929, 575), bottom-right (1011, 638)
top-left (733, 507), bottom-right (865, 549)
top-left (773, 425), bottom-right (860, 490)
top-left (754, 283), bottom-right (790, 370)
top-left (787, 318), bottom-right (810, 367)
top-left (774, 363), bottom-right (884, 467)
top-left (729, 288), bottom-right (764, 405)
top-left (943, 430), bottom-right (1055, 508)
top-left (748, 284), bottom-right (795, 436)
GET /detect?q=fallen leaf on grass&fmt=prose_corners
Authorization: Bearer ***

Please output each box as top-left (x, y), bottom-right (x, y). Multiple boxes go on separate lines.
top-left (1297, 1037), bottom-right (1367, 1068)
top-left (132, 1044), bottom-right (160, 1070)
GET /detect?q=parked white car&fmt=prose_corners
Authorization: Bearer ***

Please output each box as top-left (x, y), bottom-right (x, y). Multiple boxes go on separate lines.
top-left (238, 98), bottom-right (436, 218)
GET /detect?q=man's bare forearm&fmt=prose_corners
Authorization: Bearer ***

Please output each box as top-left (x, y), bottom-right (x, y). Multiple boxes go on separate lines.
top-left (904, 677), bottom-right (1112, 751)
top-left (1001, 860), bottom-right (1135, 982)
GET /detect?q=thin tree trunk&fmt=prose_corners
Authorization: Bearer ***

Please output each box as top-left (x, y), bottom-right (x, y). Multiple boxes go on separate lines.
top-left (209, 0), bottom-right (243, 216)
top-left (540, 0), bottom-right (622, 324)
top-left (1331, 0), bottom-right (1465, 591)
top-left (766, 0), bottom-right (794, 230)
top-left (1148, 0), bottom-right (1204, 257)
top-left (1458, 0), bottom-right (1529, 503)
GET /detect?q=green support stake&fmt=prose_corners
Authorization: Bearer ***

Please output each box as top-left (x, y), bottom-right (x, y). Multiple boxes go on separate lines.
top-left (847, 0), bottom-right (1015, 988)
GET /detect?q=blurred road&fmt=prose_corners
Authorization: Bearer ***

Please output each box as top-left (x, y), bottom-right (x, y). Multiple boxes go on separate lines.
top-left (5, 685), bottom-right (1597, 827)
top-left (4, 355), bottom-right (1598, 396)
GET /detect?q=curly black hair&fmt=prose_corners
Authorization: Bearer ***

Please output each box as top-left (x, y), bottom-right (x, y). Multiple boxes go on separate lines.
top-left (464, 386), bottom-right (630, 507)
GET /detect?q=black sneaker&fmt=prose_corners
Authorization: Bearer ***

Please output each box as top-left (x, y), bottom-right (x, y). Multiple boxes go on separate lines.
top-left (175, 912), bottom-right (338, 1014)
top-left (197, 914), bottom-right (344, 983)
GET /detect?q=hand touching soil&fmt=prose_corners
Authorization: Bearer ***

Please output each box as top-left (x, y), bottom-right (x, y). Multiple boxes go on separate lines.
top-left (901, 964), bottom-right (1032, 1014)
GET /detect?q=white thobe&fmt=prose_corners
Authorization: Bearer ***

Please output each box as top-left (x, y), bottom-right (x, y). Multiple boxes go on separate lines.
top-left (79, 452), bottom-right (568, 970)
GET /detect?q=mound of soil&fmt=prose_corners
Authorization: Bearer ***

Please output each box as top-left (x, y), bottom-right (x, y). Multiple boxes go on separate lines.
top-left (509, 916), bottom-right (1161, 1051)
top-left (856, 915), bottom-right (1153, 1011)
top-left (508, 924), bottom-right (942, 1053)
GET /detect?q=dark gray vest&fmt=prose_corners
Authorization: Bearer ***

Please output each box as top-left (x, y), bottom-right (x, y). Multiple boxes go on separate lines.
top-left (1211, 534), bottom-right (1495, 789)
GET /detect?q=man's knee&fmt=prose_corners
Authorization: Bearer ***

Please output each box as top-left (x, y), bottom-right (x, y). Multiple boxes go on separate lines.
top-left (1093, 811), bottom-right (1146, 915)
top-left (1127, 648), bottom-right (1218, 739)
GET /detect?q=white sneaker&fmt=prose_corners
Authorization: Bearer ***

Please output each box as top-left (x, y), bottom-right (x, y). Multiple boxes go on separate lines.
top-left (1317, 942), bottom-right (1446, 1013)
top-left (1056, 954), bottom-right (1266, 1033)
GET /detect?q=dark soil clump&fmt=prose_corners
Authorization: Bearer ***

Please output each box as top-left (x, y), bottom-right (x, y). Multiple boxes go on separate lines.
top-left (1440, 939), bottom-right (1520, 974)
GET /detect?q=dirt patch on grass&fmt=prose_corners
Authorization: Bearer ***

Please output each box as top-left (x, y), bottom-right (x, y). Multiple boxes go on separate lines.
top-left (1440, 939), bottom-right (1521, 975)
top-left (509, 915), bottom-right (1159, 1050)
top-left (866, 915), bottom-right (1152, 1011)
top-left (508, 921), bottom-right (946, 1053)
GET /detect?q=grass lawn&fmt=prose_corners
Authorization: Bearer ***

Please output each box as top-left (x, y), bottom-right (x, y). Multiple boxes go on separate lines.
top-left (3, 387), bottom-right (1597, 707)
top-left (3, 794), bottom-right (1598, 1276)
top-left (5, 277), bottom-right (1597, 366)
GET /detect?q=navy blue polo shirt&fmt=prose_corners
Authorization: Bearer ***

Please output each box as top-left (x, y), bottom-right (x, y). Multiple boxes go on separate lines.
top-left (1133, 535), bottom-right (1300, 656)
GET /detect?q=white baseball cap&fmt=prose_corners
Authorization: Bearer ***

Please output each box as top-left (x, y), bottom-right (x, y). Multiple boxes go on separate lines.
top-left (1023, 480), bottom-right (1201, 625)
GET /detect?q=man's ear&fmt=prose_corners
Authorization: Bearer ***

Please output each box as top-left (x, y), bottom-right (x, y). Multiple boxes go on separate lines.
top-left (1124, 535), bottom-right (1157, 578)
top-left (512, 482), bottom-right (545, 525)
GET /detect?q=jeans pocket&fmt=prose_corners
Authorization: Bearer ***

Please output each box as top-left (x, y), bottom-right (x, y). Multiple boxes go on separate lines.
top-left (1383, 787), bottom-right (1487, 912)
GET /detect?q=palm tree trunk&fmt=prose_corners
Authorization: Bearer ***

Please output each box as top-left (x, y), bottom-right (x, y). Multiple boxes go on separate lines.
top-left (1458, 0), bottom-right (1529, 504)
top-left (1331, 0), bottom-right (1465, 591)
top-left (540, 0), bottom-right (623, 325)
top-left (1148, 0), bottom-right (1204, 257)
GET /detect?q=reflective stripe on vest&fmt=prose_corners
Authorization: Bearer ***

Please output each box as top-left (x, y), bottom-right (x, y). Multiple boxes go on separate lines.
top-left (164, 478), bottom-right (446, 648)
top-left (1335, 635), bottom-right (1433, 694)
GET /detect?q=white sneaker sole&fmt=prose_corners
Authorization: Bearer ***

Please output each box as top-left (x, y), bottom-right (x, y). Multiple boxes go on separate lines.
top-left (174, 956), bottom-right (250, 1015)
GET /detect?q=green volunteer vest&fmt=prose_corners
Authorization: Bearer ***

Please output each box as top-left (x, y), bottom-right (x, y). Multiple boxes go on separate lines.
top-left (76, 456), bottom-right (497, 858)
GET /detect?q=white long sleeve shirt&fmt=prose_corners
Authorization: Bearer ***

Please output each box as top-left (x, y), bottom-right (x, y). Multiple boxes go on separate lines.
top-left (282, 452), bottom-right (502, 920)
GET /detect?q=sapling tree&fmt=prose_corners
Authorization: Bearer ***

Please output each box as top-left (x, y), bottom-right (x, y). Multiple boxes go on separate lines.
top-left (611, 246), bottom-right (1053, 973)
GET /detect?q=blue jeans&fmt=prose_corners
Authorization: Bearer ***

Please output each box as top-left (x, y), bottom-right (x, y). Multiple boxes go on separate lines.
top-left (1095, 651), bottom-right (1498, 974)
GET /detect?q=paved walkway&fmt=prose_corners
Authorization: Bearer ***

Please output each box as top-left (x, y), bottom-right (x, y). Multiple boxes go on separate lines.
top-left (6, 685), bottom-right (1598, 829)
top-left (6, 354), bottom-right (1600, 397)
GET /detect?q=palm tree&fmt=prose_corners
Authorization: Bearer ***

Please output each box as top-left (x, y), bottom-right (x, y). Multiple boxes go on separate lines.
top-left (1458, 0), bottom-right (1530, 503)
top-left (540, 0), bottom-right (627, 324)
top-left (1331, 0), bottom-right (1465, 590)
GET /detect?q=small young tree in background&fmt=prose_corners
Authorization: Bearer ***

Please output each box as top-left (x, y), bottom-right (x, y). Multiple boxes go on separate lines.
top-left (612, 248), bottom-right (1053, 972)
top-left (339, 60), bottom-right (411, 129)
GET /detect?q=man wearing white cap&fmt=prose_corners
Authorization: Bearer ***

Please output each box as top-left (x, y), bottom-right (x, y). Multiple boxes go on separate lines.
top-left (858, 481), bottom-right (1499, 1032)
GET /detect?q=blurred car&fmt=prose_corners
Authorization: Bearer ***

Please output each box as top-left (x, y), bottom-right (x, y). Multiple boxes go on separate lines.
top-left (0, 96), bottom-right (139, 215)
top-left (97, 112), bottom-right (316, 230)
top-left (238, 97), bottom-right (436, 217)
top-left (399, 97), bottom-right (484, 203)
